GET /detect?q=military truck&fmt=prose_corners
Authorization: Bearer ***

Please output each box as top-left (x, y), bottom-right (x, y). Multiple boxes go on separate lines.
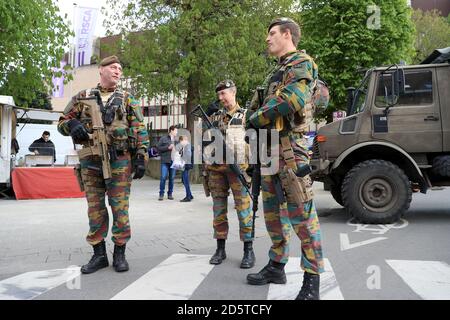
top-left (311, 47), bottom-right (450, 224)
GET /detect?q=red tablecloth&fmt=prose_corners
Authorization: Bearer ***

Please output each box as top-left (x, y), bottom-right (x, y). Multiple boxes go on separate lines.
top-left (12, 167), bottom-right (85, 200)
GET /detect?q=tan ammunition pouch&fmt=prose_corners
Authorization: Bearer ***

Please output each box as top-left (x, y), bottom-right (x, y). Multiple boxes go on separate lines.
top-left (279, 135), bottom-right (314, 205)
top-left (77, 146), bottom-right (98, 160)
top-left (292, 102), bottom-right (313, 133)
top-left (74, 164), bottom-right (84, 192)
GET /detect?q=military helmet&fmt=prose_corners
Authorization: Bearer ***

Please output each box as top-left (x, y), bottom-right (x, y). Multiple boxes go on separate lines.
top-left (268, 17), bottom-right (298, 32)
top-left (215, 79), bottom-right (236, 92)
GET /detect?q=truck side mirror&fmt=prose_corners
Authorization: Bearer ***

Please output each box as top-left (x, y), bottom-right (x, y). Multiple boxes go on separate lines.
top-left (346, 87), bottom-right (355, 115)
top-left (393, 68), bottom-right (405, 96)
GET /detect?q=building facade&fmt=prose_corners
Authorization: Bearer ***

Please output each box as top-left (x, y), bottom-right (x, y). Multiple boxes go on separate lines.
top-left (411, 0), bottom-right (450, 16)
top-left (51, 36), bottom-right (187, 147)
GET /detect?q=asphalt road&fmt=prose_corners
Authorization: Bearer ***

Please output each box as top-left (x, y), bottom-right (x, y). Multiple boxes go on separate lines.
top-left (0, 177), bottom-right (449, 301)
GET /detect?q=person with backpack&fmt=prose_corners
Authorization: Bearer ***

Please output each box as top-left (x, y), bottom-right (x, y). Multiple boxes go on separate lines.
top-left (178, 135), bottom-right (194, 202)
top-left (245, 17), bottom-right (325, 300)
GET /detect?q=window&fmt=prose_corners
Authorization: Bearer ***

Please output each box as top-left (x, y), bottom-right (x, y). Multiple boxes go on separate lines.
top-left (375, 70), bottom-right (433, 107)
top-left (161, 105), bottom-right (168, 116)
top-left (351, 73), bottom-right (370, 115)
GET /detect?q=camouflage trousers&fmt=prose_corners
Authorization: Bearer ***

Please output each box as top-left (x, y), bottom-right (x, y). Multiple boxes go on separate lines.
top-left (80, 153), bottom-right (132, 246)
top-left (207, 166), bottom-right (253, 241)
top-left (261, 175), bottom-right (324, 275)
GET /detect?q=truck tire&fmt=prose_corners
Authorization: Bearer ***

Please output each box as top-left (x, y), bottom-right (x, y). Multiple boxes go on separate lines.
top-left (330, 183), bottom-right (344, 206)
top-left (341, 160), bottom-right (412, 224)
top-left (431, 156), bottom-right (450, 177)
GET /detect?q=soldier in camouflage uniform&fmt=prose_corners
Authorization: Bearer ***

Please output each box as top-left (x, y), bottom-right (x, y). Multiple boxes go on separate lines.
top-left (246, 18), bottom-right (324, 300)
top-left (58, 56), bottom-right (149, 274)
top-left (205, 79), bottom-right (255, 269)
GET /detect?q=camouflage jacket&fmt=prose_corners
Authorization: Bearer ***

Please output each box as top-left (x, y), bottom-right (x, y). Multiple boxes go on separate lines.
top-left (57, 84), bottom-right (149, 157)
top-left (247, 50), bottom-right (318, 132)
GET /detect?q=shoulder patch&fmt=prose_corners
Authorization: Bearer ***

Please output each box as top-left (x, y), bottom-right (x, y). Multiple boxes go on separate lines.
top-left (291, 60), bottom-right (314, 82)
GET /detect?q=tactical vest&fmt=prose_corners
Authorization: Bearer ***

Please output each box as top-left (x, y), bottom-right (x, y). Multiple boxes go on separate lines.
top-left (79, 88), bottom-right (130, 151)
top-left (208, 105), bottom-right (248, 165)
top-left (253, 51), bottom-right (318, 133)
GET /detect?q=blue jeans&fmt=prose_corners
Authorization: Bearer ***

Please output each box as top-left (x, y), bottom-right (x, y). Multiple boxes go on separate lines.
top-left (181, 168), bottom-right (193, 199)
top-left (160, 162), bottom-right (175, 196)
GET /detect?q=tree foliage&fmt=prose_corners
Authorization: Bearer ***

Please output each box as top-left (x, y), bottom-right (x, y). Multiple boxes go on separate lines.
top-left (300, 0), bottom-right (415, 117)
top-left (104, 0), bottom-right (297, 132)
top-left (411, 9), bottom-right (450, 64)
top-left (0, 0), bottom-right (72, 108)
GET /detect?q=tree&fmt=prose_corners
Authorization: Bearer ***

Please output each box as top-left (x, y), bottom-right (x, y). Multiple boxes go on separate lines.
top-left (0, 0), bottom-right (72, 107)
top-left (300, 0), bottom-right (415, 118)
top-left (104, 0), bottom-right (296, 134)
top-left (412, 9), bottom-right (450, 64)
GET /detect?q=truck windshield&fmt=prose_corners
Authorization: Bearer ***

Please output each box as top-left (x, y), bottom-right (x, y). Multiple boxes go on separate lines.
top-left (349, 71), bottom-right (371, 116)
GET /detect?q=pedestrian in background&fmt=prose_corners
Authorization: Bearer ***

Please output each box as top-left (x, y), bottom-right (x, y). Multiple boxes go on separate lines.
top-left (178, 135), bottom-right (194, 202)
top-left (157, 125), bottom-right (177, 200)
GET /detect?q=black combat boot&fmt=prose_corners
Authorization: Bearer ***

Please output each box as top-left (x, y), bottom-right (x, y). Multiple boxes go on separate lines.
top-left (81, 241), bottom-right (109, 274)
top-left (113, 244), bottom-right (129, 272)
top-left (295, 272), bottom-right (320, 300)
top-left (240, 241), bottom-right (255, 269)
top-left (209, 239), bottom-right (226, 265)
top-left (246, 260), bottom-right (286, 285)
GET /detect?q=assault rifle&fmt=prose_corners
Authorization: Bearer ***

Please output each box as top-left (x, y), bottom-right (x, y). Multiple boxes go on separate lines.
top-left (191, 104), bottom-right (251, 196)
top-left (77, 90), bottom-right (112, 181)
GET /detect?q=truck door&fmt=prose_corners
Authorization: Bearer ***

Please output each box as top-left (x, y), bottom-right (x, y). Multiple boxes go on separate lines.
top-left (371, 68), bottom-right (442, 153)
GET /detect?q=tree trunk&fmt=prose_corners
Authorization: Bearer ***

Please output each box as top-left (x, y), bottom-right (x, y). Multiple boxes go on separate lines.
top-left (186, 73), bottom-right (203, 184)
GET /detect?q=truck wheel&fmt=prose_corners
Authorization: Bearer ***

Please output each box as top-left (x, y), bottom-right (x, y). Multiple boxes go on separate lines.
top-left (330, 183), bottom-right (344, 206)
top-left (341, 160), bottom-right (412, 224)
top-left (432, 156), bottom-right (450, 177)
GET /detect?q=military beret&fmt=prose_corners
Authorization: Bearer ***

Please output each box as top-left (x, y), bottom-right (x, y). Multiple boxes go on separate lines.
top-left (215, 79), bottom-right (235, 92)
top-left (99, 55), bottom-right (122, 67)
top-left (268, 17), bottom-right (298, 32)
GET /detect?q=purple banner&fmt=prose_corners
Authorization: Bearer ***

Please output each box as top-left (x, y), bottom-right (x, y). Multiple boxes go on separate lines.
top-left (51, 61), bottom-right (67, 98)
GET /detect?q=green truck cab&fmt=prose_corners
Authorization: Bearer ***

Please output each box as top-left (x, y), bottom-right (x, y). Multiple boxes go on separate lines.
top-left (311, 47), bottom-right (450, 224)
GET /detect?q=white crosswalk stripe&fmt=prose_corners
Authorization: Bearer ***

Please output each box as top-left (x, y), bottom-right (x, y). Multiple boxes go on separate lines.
top-left (111, 254), bottom-right (214, 300)
top-left (3, 256), bottom-right (450, 300)
top-left (267, 258), bottom-right (343, 300)
top-left (386, 259), bottom-right (450, 300)
top-left (0, 267), bottom-right (80, 300)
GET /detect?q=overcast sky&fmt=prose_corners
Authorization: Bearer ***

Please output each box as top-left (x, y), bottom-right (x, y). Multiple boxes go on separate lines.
top-left (56, 0), bottom-right (108, 37)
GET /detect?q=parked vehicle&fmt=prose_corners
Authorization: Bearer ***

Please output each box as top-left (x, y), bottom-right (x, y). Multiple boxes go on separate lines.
top-left (311, 47), bottom-right (450, 224)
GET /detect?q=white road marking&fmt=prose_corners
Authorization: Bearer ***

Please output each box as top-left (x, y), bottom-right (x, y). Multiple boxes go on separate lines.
top-left (386, 260), bottom-right (450, 300)
top-left (340, 233), bottom-right (387, 251)
top-left (267, 258), bottom-right (344, 300)
top-left (0, 267), bottom-right (80, 300)
top-left (111, 254), bottom-right (214, 300)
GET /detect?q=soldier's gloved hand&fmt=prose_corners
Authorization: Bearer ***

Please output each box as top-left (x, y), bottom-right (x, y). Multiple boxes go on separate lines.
top-left (133, 154), bottom-right (146, 179)
top-left (68, 119), bottom-right (89, 142)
